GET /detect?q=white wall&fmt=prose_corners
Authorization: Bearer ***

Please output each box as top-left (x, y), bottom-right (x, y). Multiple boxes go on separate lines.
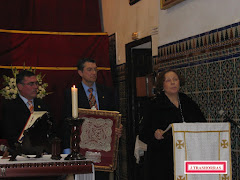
top-left (101, 0), bottom-right (240, 65)
top-left (159, 0), bottom-right (240, 46)
top-left (101, 0), bottom-right (159, 64)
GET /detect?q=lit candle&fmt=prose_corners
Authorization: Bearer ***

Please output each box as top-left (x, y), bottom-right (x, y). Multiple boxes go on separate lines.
top-left (71, 85), bottom-right (78, 118)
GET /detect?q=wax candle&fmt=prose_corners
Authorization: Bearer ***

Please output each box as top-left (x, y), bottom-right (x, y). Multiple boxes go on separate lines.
top-left (71, 85), bottom-right (78, 118)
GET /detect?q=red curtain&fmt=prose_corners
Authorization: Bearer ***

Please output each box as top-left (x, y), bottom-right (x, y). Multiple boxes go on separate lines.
top-left (0, 0), bottom-right (101, 32)
top-left (0, 1), bottom-right (112, 133)
top-left (0, 32), bottom-right (112, 130)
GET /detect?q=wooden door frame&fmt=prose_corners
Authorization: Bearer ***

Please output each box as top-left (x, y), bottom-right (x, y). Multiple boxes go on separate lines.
top-left (125, 36), bottom-right (152, 180)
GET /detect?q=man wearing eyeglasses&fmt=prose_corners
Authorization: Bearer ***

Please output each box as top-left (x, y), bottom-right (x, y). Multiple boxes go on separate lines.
top-left (1, 70), bottom-right (48, 149)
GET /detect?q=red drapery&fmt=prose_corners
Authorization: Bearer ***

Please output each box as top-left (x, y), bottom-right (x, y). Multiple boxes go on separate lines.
top-left (0, 0), bottom-right (101, 32)
top-left (0, 31), bottom-right (112, 131)
top-left (0, 1), bottom-right (112, 136)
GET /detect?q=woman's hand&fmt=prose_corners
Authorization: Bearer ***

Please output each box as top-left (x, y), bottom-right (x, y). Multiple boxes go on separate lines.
top-left (154, 129), bottom-right (164, 140)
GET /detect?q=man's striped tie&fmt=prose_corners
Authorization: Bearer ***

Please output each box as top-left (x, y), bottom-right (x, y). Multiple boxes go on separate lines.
top-left (27, 100), bottom-right (34, 114)
top-left (88, 88), bottom-right (98, 110)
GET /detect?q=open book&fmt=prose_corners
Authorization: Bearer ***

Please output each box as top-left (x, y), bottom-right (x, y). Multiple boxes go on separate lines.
top-left (18, 111), bottom-right (47, 143)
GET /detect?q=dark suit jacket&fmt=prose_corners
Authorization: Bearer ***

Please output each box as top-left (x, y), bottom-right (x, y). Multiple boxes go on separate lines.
top-left (1, 95), bottom-right (48, 148)
top-left (62, 83), bottom-right (116, 149)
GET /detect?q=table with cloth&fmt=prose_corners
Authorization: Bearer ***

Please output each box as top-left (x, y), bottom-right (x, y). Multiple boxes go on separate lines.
top-left (0, 154), bottom-right (95, 180)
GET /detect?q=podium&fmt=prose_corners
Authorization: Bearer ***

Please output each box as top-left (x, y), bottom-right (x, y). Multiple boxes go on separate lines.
top-left (172, 123), bottom-right (232, 180)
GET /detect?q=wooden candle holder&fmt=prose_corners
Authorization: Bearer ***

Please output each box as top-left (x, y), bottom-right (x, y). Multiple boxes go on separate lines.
top-left (64, 117), bottom-right (85, 160)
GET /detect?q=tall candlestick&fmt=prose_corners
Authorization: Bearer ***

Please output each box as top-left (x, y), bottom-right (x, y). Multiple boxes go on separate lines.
top-left (71, 85), bottom-right (78, 118)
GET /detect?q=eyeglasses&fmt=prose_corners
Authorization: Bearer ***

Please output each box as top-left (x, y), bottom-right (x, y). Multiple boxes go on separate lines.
top-left (85, 67), bottom-right (98, 72)
top-left (21, 81), bottom-right (39, 86)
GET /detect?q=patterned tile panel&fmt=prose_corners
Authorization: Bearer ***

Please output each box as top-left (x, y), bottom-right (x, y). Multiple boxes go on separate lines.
top-left (198, 91), bottom-right (209, 120)
top-left (236, 90), bottom-right (240, 120)
top-left (222, 59), bottom-right (235, 89)
top-left (208, 91), bottom-right (222, 121)
top-left (208, 61), bottom-right (221, 90)
top-left (235, 58), bottom-right (240, 88)
top-left (196, 64), bottom-right (208, 92)
top-left (185, 66), bottom-right (197, 93)
top-left (231, 151), bottom-right (238, 180)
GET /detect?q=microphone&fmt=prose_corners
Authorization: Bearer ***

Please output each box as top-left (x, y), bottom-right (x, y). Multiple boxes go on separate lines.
top-left (218, 110), bottom-right (240, 128)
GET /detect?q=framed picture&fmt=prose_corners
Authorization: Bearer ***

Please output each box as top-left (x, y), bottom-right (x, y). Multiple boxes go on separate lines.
top-left (160, 0), bottom-right (185, 10)
top-left (129, 0), bottom-right (141, 6)
top-left (78, 108), bottom-right (122, 172)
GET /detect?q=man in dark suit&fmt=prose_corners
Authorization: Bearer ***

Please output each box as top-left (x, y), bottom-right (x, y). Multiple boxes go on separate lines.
top-left (62, 58), bottom-right (118, 150)
top-left (1, 70), bottom-right (48, 149)
top-left (63, 64), bottom-right (116, 118)
top-left (62, 58), bottom-right (121, 180)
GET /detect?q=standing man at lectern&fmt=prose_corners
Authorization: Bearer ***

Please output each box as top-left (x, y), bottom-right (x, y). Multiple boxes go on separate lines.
top-left (62, 58), bottom-right (122, 180)
top-left (139, 69), bottom-right (206, 180)
top-left (1, 70), bottom-right (48, 149)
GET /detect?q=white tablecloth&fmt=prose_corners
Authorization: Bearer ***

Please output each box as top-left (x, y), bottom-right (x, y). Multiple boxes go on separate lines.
top-left (75, 164), bottom-right (95, 180)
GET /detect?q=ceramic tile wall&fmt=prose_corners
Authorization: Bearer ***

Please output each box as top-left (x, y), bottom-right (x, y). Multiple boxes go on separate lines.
top-left (154, 22), bottom-right (240, 180)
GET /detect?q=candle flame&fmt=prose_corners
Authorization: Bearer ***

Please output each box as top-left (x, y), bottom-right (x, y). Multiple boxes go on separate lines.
top-left (73, 85), bottom-right (75, 88)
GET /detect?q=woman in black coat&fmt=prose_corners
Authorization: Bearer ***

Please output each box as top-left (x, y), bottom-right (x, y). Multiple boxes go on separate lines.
top-left (139, 69), bottom-right (206, 179)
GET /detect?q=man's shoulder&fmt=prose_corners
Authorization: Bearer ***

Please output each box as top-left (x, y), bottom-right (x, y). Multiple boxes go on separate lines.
top-left (96, 83), bottom-right (113, 92)
top-left (33, 98), bottom-right (48, 111)
top-left (96, 84), bottom-right (114, 98)
top-left (3, 96), bottom-right (22, 105)
top-left (34, 97), bottom-right (45, 103)
top-left (2, 96), bottom-right (26, 113)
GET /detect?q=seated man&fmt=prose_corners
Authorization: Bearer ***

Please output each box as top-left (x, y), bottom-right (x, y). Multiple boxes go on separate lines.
top-left (1, 70), bottom-right (48, 150)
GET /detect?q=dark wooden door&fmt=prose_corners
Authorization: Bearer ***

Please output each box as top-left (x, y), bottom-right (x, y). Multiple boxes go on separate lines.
top-left (126, 36), bottom-right (152, 180)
